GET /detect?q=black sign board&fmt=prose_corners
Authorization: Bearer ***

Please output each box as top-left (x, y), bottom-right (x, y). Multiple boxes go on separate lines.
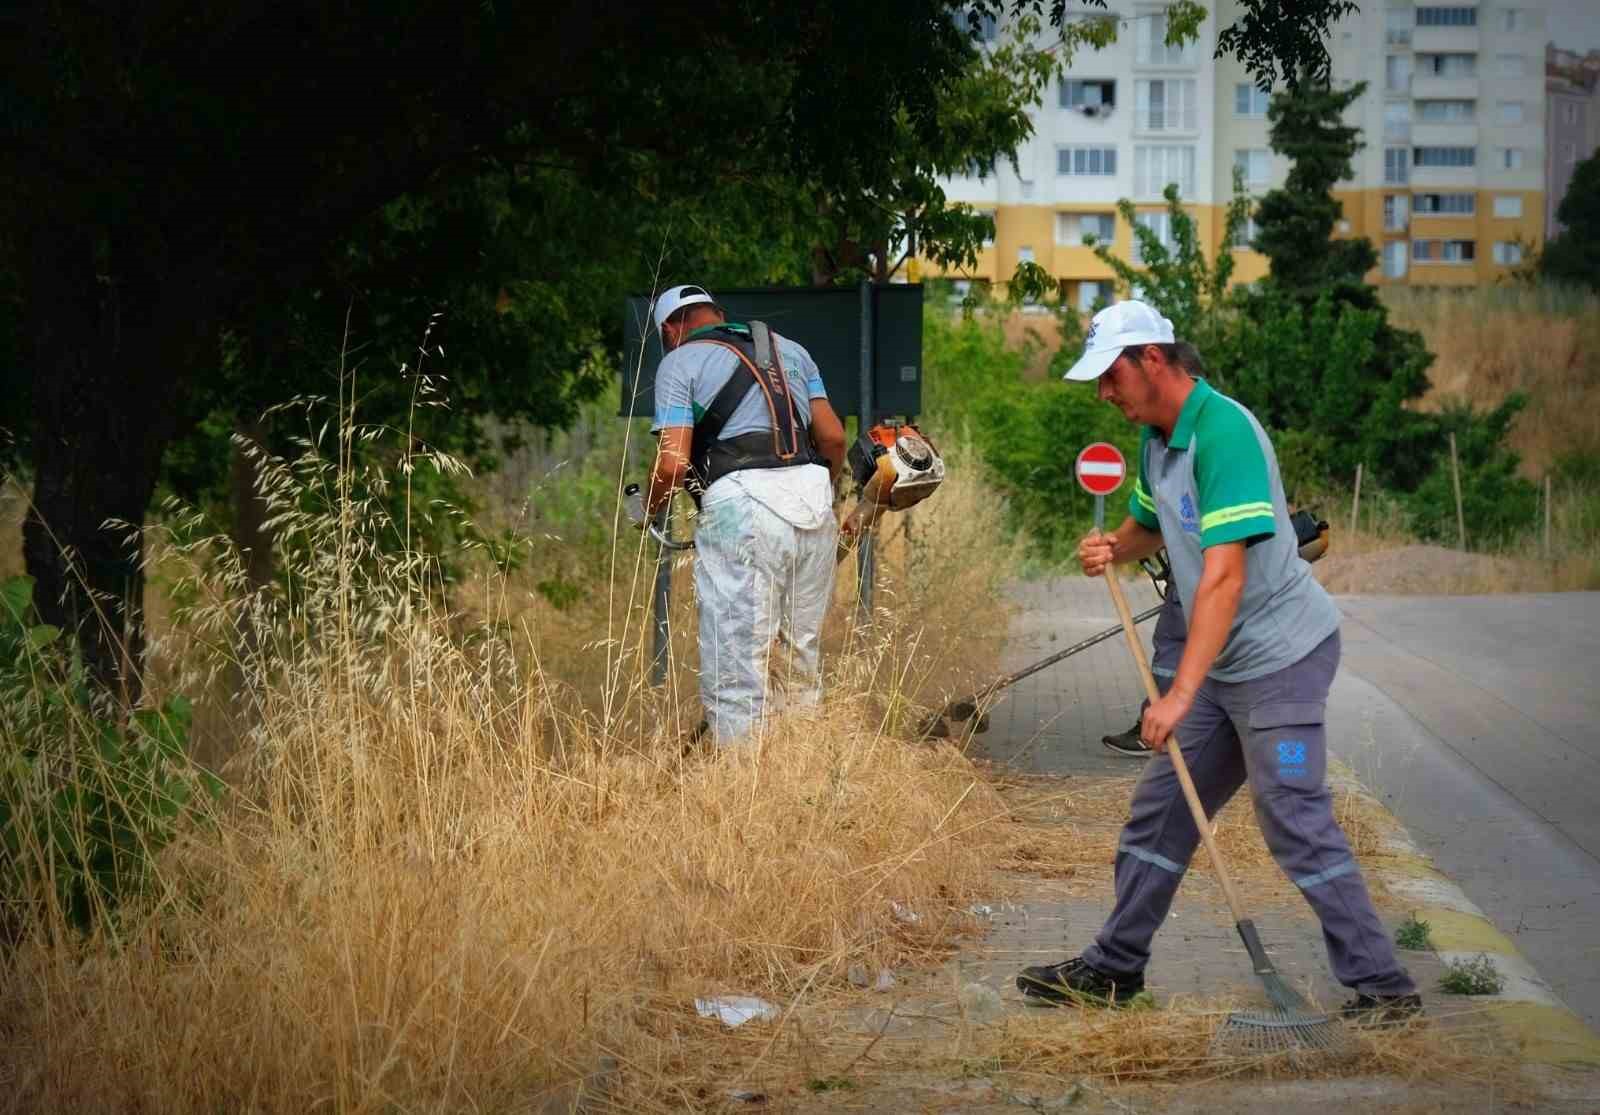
top-left (620, 285), bottom-right (924, 420)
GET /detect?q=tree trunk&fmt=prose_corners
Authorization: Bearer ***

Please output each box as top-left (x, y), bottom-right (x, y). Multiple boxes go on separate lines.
top-left (230, 418), bottom-right (276, 593)
top-left (21, 222), bottom-right (209, 705)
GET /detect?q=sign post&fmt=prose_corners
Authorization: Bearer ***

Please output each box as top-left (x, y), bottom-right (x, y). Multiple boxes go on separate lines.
top-left (1075, 442), bottom-right (1127, 536)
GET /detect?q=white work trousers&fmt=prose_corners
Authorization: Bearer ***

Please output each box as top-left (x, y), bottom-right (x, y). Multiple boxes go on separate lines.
top-left (693, 465), bottom-right (838, 745)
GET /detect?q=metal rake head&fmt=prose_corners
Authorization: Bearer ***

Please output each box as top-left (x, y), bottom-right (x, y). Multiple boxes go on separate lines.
top-left (1210, 1007), bottom-right (1357, 1062)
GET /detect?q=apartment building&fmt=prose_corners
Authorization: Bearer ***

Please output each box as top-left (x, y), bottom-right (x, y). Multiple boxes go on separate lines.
top-left (934, 0), bottom-right (1550, 294)
top-left (1547, 45), bottom-right (1600, 237)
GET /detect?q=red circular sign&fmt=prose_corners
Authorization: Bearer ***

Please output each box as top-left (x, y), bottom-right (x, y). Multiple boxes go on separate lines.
top-left (1075, 442), bottom-right (1126, 496)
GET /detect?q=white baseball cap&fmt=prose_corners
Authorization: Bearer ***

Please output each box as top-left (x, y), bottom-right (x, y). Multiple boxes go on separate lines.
top-left (651, 283), bottom-right (718, 336)
top-left (1062, 300), bottom-right (1176, 382)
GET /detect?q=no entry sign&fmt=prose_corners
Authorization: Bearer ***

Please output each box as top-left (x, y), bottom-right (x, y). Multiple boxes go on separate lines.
top-left (1075, 442), bottom-right (1126, 496)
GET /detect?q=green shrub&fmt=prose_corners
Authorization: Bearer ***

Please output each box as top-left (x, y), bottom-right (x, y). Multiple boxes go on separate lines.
top-left (1438, 954), bottom-right (1505, 996)
top-left (0, 576), bottom-right (222, 942)
top-left (1405, 398), bottom-right (1539, 549)
top-left (1394, 914), bottom-right (1433, 951)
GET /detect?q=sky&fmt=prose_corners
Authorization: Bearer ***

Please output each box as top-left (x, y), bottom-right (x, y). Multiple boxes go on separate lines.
top-left (1548, 0), bottom-right (1600, 54)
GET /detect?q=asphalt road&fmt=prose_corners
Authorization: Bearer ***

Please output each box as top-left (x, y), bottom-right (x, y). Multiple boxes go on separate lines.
top-left (1331, 593), bottom-right (1600, 1030)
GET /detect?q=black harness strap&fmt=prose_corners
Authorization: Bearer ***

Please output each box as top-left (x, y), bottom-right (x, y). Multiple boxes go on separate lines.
top-left (684, 322), bottom-right (821, 501)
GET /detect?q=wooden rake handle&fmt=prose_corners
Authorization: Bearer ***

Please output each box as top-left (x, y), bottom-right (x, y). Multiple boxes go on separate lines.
top-left (1102, 563), bottom-right (1252, 925)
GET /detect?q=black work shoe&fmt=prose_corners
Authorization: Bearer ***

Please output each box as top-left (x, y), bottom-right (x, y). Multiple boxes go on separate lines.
top-left (1016, 957), bottom-right (1145, 1007)
top-left (1341, 992), bottom-right (1423, 1026)
top-left (1101, 720), bottom-right (1150, 757)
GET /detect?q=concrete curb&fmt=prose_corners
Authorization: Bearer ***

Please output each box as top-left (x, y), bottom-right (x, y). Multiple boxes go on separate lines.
top-left (1334, 771), bottom-right (1600, 1068)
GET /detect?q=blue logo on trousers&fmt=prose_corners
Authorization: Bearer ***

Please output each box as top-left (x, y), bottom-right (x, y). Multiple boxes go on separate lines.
top-left (1276, 739), bottom-right (1308, 778)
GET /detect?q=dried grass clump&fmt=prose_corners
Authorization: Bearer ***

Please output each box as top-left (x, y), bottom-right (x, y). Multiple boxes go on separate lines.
top-left (980, 998), bottom-right (1521, 1090)
top-left (0, 377), bottom-right (1021, 1112)
top-left (0, 608), bottom-right (1011, 1112)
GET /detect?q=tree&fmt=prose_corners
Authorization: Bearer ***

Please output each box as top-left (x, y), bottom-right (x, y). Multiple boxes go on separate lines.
top-left (1, 1), bottom-right (1365, 700)
top-left (1219, 77), bottom-right (1438, 491)
top-left (1541, 150), bottom-right (1600, 291)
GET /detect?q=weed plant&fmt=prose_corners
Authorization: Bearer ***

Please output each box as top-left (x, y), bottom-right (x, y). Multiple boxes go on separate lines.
top-left (1438, 954), bottom-right (1507, 996)
top-left (1394, 914), bottom-right (1433, 951)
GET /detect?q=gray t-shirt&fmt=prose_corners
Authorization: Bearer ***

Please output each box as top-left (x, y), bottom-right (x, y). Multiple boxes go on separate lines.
top-left (651, 323), bottom-right (828, 436)
top-left (1130, 379), bottom-right (1339, 682)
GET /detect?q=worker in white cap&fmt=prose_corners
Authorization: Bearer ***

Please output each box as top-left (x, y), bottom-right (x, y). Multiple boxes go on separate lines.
top-left (1017, 300), bottom-right (1418, 1023)
top-left (643, 284), bottom-right (848, 746)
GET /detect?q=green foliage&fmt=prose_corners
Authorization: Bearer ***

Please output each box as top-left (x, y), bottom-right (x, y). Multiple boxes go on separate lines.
top-left (1541, 150), bottom-right (1600, 291)
top-left (1252, 80), bottom-right (1378, 293)
top-left (0, 576), bottom-right (222, 942)
top-left (1394, 914), bottom-right (1433, 951)
top-left (1404, 398), bottom-right (1539, 548)
top-left (1223, 76), bottom-right (1442, 495)
top-left (1090, 176), bottom-right (1252, 361)
top-left (924, 313), bottom-right (1135, 561)
top-left (1438, 954), bottom-right (1505, 996)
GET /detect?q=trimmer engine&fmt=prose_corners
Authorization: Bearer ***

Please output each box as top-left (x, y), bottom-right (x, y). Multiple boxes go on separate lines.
top-left (848, 422), bottom-right (945, 511)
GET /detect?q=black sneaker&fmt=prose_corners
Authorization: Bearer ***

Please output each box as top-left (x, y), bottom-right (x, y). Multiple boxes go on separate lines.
top-left (1341, 992), bottom-right (1423, 1026)
top-left (1101, 720), bottom-right (1150, 757)
top-left (1016, 957), bottom-right (1145, 1007)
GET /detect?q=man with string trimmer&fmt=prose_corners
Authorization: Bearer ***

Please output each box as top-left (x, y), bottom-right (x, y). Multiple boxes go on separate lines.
top-left (1015, 301), bottom-right (1419, 1025)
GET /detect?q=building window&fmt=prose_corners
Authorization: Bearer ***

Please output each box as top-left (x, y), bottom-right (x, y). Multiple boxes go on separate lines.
top-left (1133, 145), bottom-right (1197, 197)
top-left (1498, 102), bottom-right (1524, 124)
top-left (1564, 102), bottom-right (1580, 126)
top-left (1136, 8), bottom-right (1200, 66)
top-left (1135, 79), bottom-right (1198, 131)
top-left (1416, 7), bottom-right (1478, 26)
top-left (1493, 241), bottom-right (1524, 264)
top-left (1234, 83), bottom-right (1271, 116)
top-left (1501, 148), bottom-right (1526, 169)
top-left (1413, 238), bottom-right (1476, 262)
top-left (1419, 53), bottom-right (1477, 78)
top-left (1384, 102), bottom-right (1411, 141)
top-left (1077, 280), bottom-right (1111, 311)
top-left (1566, 141), bottom-right (1580, 164)
top-left (1497, 54), bottom-right (1525, 77)
top-left (1384, 194), bottom-right (1410, 231)
top-left (1386, 54), bottom-right (1414, 93)
top-left (1501, 8), bottom-right (1520, 31)
top-left (972, 10), bottom-right (999, 42)
top-left (1383, 240), bottom-right (1409, 278)
top-left (1413, 146), bottom-right (1476, 167)
top-left (1017, 246), bottom-right (1035, 265)
top-left (1417, 99), bottom-right (1476, 122)
top-left (1133, 211), bottom-right (1178, 263)
top-left (1060, 79), bottom-right (1117, 113)
top-left (1230, 213), bottom-right (1261, 249)
top-left (1493, 195), bottom-right (1523, 218)
top-left (1056, 212), bottom-right (1116, 245)
top-left (1384, 147), bottom-right (1410, 185)
top-left (1385, 7), bottom-right (1412, 44)
top-left (1414, 192), bottom-right (1476, 214)
top-left (1057, 146), bottom-right (1118, 175)
top-left (1234, 148), bottom-right (1272, 189)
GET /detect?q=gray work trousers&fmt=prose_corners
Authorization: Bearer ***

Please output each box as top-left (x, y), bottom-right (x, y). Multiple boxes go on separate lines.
top-left (1082, 631), bottom-right (1416, 996)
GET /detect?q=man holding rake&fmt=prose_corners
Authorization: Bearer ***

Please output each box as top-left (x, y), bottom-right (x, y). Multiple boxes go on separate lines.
top-left (1016, 301), bottom-right (1419, 1021)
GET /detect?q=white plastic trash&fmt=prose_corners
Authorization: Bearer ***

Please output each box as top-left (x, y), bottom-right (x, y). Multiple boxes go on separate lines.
top-left (694, 996), bottom-right (780, 1027)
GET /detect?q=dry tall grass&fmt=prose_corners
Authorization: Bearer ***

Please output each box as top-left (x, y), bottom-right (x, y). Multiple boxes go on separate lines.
top-left (0, 394), bottom-right (1023, 1112)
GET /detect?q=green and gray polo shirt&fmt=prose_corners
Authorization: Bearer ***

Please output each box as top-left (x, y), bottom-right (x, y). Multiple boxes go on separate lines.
top-left (1128, 379), bottom-right (1339, 682)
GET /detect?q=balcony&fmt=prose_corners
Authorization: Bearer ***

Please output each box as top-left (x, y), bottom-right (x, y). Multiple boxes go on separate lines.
top-left (1413, 75), bottom-right (1480, 101)
top-left (1412, 26), bottom-right (1481, 54)
top-left (1412, 122), bottom-right (1479, 147)
top-left (1410, 163), bottom-right (1479, 189)
top-left (1385, 119), bottom-right (1412, 142)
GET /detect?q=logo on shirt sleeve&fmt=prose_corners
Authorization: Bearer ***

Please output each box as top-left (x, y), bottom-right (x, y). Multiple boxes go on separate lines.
top-left (1179, 493), bottom-right (1200, 535)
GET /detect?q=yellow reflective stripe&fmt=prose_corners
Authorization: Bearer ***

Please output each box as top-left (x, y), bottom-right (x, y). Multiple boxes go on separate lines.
top-left (1200, 502), bottom-right (1273, 532)
top-left (1135, 484), bottom-right (1156, 512)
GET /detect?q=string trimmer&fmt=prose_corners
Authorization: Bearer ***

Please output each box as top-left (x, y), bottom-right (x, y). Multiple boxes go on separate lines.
top-left (624, 421), bottom-right (946, 563)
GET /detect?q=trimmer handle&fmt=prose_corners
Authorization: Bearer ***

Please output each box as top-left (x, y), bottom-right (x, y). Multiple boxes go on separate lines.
top-left (624, 484), bottom-right (695, 551)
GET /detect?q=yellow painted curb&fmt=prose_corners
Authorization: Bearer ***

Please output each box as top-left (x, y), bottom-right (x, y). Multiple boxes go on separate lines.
top-left (1485, 1002), bottom-right (1600, 1068)
top-left (1413, 907), bottom-right (1519, 956)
